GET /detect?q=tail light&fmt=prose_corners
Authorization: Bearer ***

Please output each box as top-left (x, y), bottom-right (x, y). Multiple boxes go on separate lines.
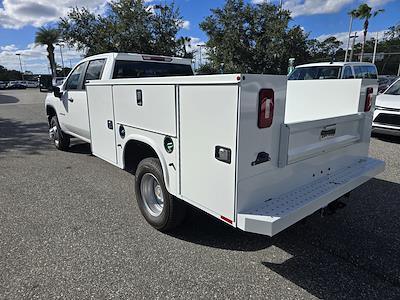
top-left (258, 89), bottom-right (274, 128)
top-left (364, 87), bottom-right (373, 112)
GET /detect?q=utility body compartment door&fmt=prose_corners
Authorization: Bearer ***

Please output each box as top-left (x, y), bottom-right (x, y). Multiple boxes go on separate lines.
top-left (179, 85), bottom-right (238, 222)
top-left (86, 85), bottom-right (118, 165)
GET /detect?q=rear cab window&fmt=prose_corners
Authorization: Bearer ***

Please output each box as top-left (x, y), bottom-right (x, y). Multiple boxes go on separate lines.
top-left (112, 60), bottom-right (194, 79)
top-left (288, 66), bottom-right (342, 80)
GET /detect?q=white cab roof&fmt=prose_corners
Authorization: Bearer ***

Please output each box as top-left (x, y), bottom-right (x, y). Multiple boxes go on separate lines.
top-left (79, 52), bottom-right (192, 65)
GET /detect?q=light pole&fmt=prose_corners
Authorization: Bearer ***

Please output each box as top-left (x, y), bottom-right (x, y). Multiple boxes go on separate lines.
top-left (372, 32), bottom-right (379, 64)
top-left (197, 44), bottom-right (205, 69)
top-left (56, 42), bottom-right (65, 77)
top-left (344, 14), bottom-right (355, 62)
top-left (16, 53), bottom-right (24, 80)
top-left (349, 33), bottom-right (358, 62)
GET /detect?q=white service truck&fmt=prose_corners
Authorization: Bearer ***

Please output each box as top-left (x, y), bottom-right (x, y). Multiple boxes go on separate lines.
top-left (45, 53), bottom-right (384, 236)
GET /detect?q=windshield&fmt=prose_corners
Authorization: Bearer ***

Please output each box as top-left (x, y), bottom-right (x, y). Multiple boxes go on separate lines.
top-left (385, 80), bottom-right (400, 95)
top-left (113, 60), bottom-right (194, 79)
top-left (288, 66), bottom-right (342, 80)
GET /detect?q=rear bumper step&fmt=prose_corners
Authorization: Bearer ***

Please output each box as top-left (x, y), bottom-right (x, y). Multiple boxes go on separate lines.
top-left (237, 158), bottom-right (385, 236)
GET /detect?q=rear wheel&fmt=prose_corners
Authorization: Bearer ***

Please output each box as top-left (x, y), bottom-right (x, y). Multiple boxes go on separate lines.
top-left (49, 116), bottom-right (70, 151)
top-left (135, 157), bottom-right (186, 231)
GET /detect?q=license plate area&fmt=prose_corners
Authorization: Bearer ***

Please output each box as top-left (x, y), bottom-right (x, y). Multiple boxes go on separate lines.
top-left (279, 114), bottom-right (364, 167)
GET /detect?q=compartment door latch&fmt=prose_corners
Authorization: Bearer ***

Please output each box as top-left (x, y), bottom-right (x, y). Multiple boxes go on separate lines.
top-left (215, 146), bottom-right (232, 164)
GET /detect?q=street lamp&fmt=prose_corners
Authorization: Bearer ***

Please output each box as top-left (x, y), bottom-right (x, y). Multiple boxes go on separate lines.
top-left (16, 53), bottom-right (24, 80)
top-left (56, 42), bottom-right (65, 77)
top-left (349, 33), bottom-right (359, 62)
top-left (197, 44), bottom-right (206, 68)
top-left (344, 14), bottom-right (355, 62)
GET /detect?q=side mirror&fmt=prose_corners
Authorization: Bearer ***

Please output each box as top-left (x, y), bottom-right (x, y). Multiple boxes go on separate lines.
top-left (53, 86), bottom-right (62, 98)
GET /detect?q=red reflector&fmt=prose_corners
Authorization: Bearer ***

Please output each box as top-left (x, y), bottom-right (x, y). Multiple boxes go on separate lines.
top-left (258, 89), bottom-right (274, 128)
top-left (220, 216), bottom-right (233, 224)
top-left (365, 87), bottom-right (373, 112)
top-left (142, 55), bottom-right (173, 62)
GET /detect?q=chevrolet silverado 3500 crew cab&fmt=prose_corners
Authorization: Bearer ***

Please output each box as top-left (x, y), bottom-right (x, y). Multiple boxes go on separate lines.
top-left (45, 53), bottom-right (384, 236)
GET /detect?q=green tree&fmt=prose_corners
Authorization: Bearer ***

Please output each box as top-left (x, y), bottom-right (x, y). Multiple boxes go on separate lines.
top-left (352, 3), bottom-right (384, 62)
top-left (35, 27), bottom-right (60, 79)
top-left (199, 0), bottom-right (309, 74)
top-left (59, 0), bottom-right (187, 57)
top-left (307, 36), bottom-right (343, 62)
top-left (0, 65), bottom-right (23, 81)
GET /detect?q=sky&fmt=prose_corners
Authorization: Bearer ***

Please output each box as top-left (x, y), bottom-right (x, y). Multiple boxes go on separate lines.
top-left (0, 0), bottom-right (399, 74)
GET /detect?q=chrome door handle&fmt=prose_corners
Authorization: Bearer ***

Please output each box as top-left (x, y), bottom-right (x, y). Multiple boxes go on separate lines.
top-left (68, 98), bottom-right (74, 102)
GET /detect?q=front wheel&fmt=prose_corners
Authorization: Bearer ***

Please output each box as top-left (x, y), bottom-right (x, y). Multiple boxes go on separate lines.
top-left (49, 116), bottom-right (70, 151)
top-left (135, 157), bottom-right (186, 231)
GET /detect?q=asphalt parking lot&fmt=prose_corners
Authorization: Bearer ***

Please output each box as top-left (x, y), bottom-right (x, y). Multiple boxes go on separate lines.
top-left (1, 89), bottom-right (400, 299)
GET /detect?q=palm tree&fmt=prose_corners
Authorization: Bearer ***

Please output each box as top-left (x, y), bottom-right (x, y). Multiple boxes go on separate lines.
top-left (35, 27), bottom-right (60, 79)
top-left (353, 4), bottom-right (384, 62)
top-left (177, 36), bottom-right (192, 58)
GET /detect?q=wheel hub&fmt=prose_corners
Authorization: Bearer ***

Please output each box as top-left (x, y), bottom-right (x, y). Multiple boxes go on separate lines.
top-left (140, 173), bottom-right (164, 217)
top-left (49, 125), bottom-right (59, 146)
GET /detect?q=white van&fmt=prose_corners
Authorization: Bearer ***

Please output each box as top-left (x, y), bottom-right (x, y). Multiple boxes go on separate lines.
top-left (289, 62), bottom-right (378, 80)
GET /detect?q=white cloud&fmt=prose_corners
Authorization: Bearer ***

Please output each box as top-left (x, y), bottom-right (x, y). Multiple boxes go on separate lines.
top-left (0, 44), bottom-right (17, 51)
top-left (0, 43), bottom-right (84, 74)
top-left (0, 0), bottom-right (107, 29)
top-left (252, 0), bottom-right (393, 17)
top-left (317, 30), bottom-right (388, 49)
top-left (181, 20), bottom-right (190, 30)
top-left (282, 0), bottom-right (354, 17)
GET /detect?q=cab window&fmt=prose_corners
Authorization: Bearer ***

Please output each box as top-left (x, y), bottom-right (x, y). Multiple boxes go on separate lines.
top-left (342, 66), bottom-right (354, 79)
top-left (84, 59), bottom-right (106, 82)
top-left (65, 63), bottom-right (86, 90)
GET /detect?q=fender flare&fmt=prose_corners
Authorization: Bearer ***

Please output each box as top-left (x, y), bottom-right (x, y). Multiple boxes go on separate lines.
top-left (122, 134), bottom-right (172, 193)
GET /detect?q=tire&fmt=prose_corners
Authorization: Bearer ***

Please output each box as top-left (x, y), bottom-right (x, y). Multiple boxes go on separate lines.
top-left (135, 157), bottom-right (186, 231)
top-left (49, 115), bottom-right (70, 151)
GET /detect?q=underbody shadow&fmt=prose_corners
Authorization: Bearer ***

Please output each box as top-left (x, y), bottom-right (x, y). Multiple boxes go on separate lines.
top-left (68, 141), bottom-right (92, 155)
top-left (0, 94), bottom-right (19, 104)
top-left (372, 132), bottom-right (400, 144)
top-left (169, 178), bottom-right (400, 298)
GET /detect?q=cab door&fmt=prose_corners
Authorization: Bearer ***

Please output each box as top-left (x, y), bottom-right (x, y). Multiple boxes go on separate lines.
top-left (60, 62), bottom-right (89, 140)
top-left (60, 59), bottom-right (106, 141)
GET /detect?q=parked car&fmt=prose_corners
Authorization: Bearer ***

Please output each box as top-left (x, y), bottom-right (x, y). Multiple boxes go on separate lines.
top-left (54, 77), bottom-right (66, 86)
top-left (7, 81), bottom-right (27, 89)
top-left (378, 75), bottom-right (398, 93)
top-left (45, 52), bottom-right (383, 236)
top-left (39, 75), bottom-right (53, 92)
top-left (288, 62), bottom-right (378, 80)
top-left (25, 81), bottom-right (39, 88)
top-left (0, 81), bottom-right (7, 89)
top-left (372, 78), bottom-right (400, 136)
